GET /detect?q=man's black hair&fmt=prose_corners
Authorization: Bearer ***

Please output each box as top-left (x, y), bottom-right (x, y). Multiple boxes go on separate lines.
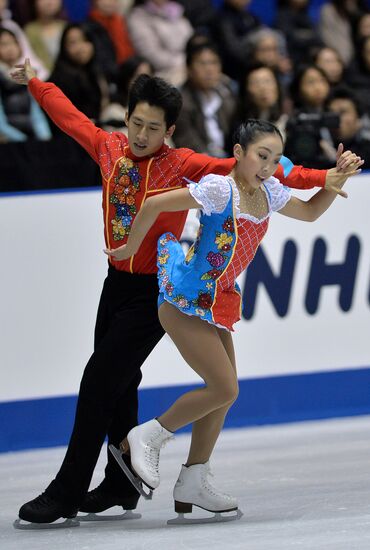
top-left (326, 85), bottom-right (364, 117)
top-left (127, 74), bottom-right (183, 128)
top-left (186, 41), bottom-right (221, 67)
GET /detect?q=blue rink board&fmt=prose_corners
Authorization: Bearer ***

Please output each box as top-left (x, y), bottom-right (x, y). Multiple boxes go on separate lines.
top-left (1, 367), bottom-right (370, 453)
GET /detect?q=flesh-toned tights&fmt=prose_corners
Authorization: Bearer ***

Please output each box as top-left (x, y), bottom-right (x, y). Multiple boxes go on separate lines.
top-left (157, 301), bottom-right (238, 466)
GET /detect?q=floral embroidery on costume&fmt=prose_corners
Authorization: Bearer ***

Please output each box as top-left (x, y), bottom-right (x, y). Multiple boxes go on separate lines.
top-left (215, 232), bottom-right (233, 250)
top-left (192, 291), bottom-right (213, 310)
top-left (110, 157), bottom-right (142, 241)
top-left (173, 294), bottom-right (190, 309)
top-left (156, 178), bottom-right (239, 330)
top-left (222, 216), bottom-right (234, 233)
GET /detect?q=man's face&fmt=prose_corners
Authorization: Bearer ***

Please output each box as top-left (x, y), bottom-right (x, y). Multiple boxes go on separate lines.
top-left (328, 98), bottom-right (360, 141)
top-left (188, 49), bottom-right (222, 91)
top-left (126, 102), bottom-right (175, 157)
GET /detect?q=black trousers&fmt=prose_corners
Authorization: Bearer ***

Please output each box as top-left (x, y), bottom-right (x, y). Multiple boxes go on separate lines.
top-left (46, 265), bottom-right (165, 506)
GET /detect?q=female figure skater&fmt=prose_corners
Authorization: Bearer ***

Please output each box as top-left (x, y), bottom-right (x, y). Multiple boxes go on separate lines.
top-left (105, 119), bottom-right (361, 519)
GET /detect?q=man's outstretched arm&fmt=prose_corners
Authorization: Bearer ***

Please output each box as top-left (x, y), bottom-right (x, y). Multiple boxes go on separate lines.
top-left (10, 58), bottom-right (114, 162)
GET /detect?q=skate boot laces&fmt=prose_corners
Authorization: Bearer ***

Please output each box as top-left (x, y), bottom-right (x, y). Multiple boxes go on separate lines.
top-left (201, 466), bottom-right (234, 502)
top-left (145, 430), bottom-right (174, 477)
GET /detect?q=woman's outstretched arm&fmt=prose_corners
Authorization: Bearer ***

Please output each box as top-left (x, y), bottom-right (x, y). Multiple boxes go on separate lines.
top-left (105, 188), bottom-right (200, 261)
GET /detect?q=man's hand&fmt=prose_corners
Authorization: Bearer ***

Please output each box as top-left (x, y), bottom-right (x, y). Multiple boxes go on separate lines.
top-left (104, 244), bottom-right (133, 261)
top-left (325, 152), bottom-right (363, 198)
top-left (10, 58), bottom-right (37, 85)
top-left (335, 143), bottom-right (363, 172)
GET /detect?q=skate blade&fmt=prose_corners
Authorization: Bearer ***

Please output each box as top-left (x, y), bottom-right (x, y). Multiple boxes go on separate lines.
top-left (109, 444), bottom-right (153, 500)
top-left (78, 510), bottom-right (141, 522)
top-left (13, 518), bottom-right (79, 530)
top-left (167, 508), bottom-right (243, 525)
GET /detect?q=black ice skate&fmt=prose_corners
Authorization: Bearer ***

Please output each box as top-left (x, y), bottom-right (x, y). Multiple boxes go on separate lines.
top-left (14, 493), bottom-right (79, 530)
top-left (78, 480), bottom-right (141, 522)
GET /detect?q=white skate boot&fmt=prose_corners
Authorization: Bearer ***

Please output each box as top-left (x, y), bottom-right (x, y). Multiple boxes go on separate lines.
top-left (126, 419), bottom-right (173, 490)
top-left (168, 462), bottom-right (243, 525)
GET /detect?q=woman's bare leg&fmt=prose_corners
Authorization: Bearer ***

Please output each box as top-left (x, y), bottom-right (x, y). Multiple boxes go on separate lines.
top-left (157, 302), bottom-right (239, 433)
top-left (186, 328), bottom-right (237, 465)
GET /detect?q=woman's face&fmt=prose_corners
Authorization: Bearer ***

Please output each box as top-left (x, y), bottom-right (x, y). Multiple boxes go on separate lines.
top-left (299, 68), bottom-right (329, 107)
top-left (234, 133), bottom-right (283, 190)
top-left (246, 67), bottom-right (278, 109)
top-left (64, 28), bottom-right (94, 65)
top-left (35, 0), bottom-right (62, 19)
top-left (315, 48), bottom-right (343, 84)
top-left (93, 0), bottom-right (118, 17)
top-left (357, 14), bottom-right (370, 39)
top-left (0, 31), bottom-right (21, 66)
top-left (0, 0), bottom-right (8, 14)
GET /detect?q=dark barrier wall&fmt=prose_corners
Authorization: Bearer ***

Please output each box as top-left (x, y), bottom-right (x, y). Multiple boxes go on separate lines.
top-left (0, 135), bottom-right (101, 193)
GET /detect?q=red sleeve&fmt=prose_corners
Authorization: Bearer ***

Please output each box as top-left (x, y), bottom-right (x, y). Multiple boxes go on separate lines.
top-left (179, 149), bottom-right (236, 181)
top-left (274, 163), bottom-right (327, 189)
top-left (28, 78), bottom-right (128, 163)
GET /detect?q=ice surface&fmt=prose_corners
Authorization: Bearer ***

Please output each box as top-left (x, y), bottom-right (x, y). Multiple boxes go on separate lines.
top-left (1, 417), bottom-right (370, 550)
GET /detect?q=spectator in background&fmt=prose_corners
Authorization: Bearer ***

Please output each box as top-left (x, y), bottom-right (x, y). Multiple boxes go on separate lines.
top-left (49, 23), bottom-right (109, 122)
top-left (318, 0), bottom-right (369, 66)
top-left (325, 85), bottom-right (370, 167)
top-left (214, 0), bottom-right (261, 81)
top-left (246, 27), bottom-right (292, 89)
top-left (172, 41), bottom-right (236, 157)
top-left (177, 0), bottom-right (217, 35)
top-left (100, 54), bottom-right (153, 133)
top-left (0, 27), bottom-right (51, 140)
top-left (127, 0), bottom-right (193, 86)
top-left (312, 46), bottom-right (346, 87)
top-left (235, 63), bottom-right (288, 138)
top-left (275, 0), bottom-right (321, 68)
top-left (8, 0), bottom-right (33, 26)
top-left (289, 64), bottom-right (331, 114)
top-left (24, 0), bottom-right (66, 74)
top-left (346, 35), bottom-right (370, 115)
top-left (0, 0), bottom-right (48, 79)
top-left (285, 64), bottom-right (333, 167)
top-left (355, 11), bottom-right (370, 44)
top-left (88, 0), bottom-right (134, 65)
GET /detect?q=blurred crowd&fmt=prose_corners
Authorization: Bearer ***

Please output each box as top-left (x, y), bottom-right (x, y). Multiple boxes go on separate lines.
top-left (2, 0), bottom-right (370, 169)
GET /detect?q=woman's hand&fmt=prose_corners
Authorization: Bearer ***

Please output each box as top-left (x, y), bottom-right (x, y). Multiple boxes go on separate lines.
top-left (325, 149), bottom-right (364, 198)
top-left (104, 244), bottom-right (133, 261)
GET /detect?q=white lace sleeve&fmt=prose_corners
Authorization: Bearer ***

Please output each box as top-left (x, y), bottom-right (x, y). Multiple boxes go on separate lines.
top-left (265, 176), bottom-right (291, 212)
top-left (187, 174), bottom-right (232, 215)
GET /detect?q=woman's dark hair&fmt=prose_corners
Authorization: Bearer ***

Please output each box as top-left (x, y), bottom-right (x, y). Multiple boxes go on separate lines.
top-left (28, 0), bottom-right (66, 21)
top-left (233, 119), bottom-right (284, 149)
top-left (115, 56), bottom-right (154, 106)
top-left (356, 35), bottom-right (370, 71)
top-left (127, 74), bottom-right (183, 128)
top-left (56, 23), bottom-right (96, 66)
top-left (289, 64), bottom-right (329, 108)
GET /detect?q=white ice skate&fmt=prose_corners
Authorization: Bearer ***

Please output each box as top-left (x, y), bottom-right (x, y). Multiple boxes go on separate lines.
top-left (168, 462), bottom-right (243, 525)
top-left (127, 419), bottom-right (173, 489)
top-left (110, 419), bottom-right (173, 497)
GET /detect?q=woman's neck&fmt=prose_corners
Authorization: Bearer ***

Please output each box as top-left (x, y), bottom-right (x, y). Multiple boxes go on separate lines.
top-left (231, 169), bottom-right (255, 196)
